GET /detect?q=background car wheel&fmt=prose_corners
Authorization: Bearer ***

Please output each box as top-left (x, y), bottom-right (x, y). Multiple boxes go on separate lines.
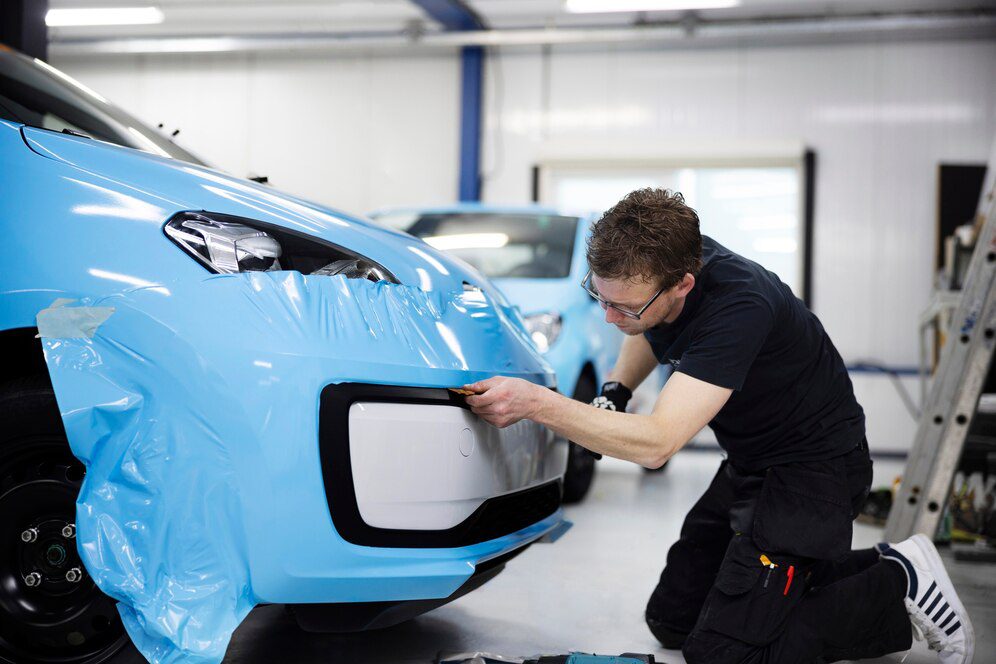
top-left (562, 372), bottom-right (597, 504)
top-left (0, 375), bottom-right (131, 664)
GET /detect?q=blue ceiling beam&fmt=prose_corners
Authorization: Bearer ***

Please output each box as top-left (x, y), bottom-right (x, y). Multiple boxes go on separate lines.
top-left (410, 0), bottom-right (485, 31)
top-left (410, 0), bottom-right (486, 202)
top-left (457, 44), bottom-right (484, 202)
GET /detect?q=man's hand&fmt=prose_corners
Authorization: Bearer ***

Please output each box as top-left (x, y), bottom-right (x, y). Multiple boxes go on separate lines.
top-left (465, 371), bottom-right (731, 468)
top-left (463, 376), bottom-right (545, 428)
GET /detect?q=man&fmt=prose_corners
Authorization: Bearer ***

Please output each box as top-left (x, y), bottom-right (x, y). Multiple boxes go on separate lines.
top-left (464, 189), bottom-right (974, 663)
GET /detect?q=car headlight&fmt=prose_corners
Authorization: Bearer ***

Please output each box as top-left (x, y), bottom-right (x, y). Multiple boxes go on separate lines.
top-left (164, 211), bottom-right (397, 282)
top-left (524, 312), bottom-right (563, 353)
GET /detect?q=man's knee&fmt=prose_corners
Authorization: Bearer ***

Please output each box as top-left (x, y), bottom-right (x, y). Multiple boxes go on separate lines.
top-left (646, 539), bottom-right (726, 635)
top-left (645, 573), bottom-right (702, 644)
top-left (682, 628), bottom-right (755, 664)
top-left (645, 611), bottom-right (687, 650)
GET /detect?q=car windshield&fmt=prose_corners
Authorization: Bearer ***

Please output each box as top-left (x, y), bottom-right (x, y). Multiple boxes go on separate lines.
top-left (0, 46), bottom-right (207, 165)
top-left (391, 212), bottom-right (579, 279)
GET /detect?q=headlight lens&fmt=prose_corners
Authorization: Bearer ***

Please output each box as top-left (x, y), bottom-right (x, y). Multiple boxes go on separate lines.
top-left (312, 258), bottom-right (392, 282)
top-left (165, 215), bottom-right (282, 273)
top-left (524, 312), bottom-right (563, 353)
top-left (165, 211), bottom-right (397, 282)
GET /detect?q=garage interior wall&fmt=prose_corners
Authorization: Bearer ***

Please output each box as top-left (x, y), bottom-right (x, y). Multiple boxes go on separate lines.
top-left (53, 37), bottom-right (996, 453)
top-left (52, 51), bottom-right (462, 216)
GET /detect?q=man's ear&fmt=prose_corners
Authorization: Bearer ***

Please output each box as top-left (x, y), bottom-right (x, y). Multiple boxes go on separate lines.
top-left (675, 273), bottom-right (696, 297)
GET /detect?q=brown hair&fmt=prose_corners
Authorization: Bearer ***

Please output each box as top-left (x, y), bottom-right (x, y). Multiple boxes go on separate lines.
top-left (586, 188), bottom-right (702, 287)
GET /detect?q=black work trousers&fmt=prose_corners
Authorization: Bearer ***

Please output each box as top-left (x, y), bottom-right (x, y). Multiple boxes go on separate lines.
top-left (646, 444), bottom-right (913, 663)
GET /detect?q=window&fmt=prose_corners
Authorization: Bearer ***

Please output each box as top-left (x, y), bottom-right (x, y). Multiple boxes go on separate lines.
top-left (542, 161), bottom-right (807, 297)
top-left (379, 212), bottom-right (578, 280)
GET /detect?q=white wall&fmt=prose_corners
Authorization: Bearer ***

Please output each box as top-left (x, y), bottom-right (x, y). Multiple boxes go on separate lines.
top-left (54, 51), bottom-right (462, 217)
top-left (476, 39), bottom-right (995, 452)
top-left (53, 38), bottom-right (996, 452)
top-left (479, 40), bottom-right (996, 366)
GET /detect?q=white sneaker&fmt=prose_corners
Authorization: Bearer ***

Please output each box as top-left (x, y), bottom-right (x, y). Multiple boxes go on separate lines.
top-left (880, 534), bottom-right (975, 664)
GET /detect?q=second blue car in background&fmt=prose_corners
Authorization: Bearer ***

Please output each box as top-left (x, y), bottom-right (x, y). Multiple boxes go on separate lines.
top-left (372, 205), bottom-right (624, 502)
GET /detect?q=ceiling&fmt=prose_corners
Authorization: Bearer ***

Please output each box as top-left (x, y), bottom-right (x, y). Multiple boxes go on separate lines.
top-left (472, 0), bottom-right (994, 28)
top-left (45, 0), bottom-right (996, 53)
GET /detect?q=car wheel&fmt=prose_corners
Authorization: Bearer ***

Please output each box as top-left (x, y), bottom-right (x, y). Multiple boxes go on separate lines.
top-left (562, 372), bottom-right (597, 504)
top-left (0, 376), bottom-right (130, 664)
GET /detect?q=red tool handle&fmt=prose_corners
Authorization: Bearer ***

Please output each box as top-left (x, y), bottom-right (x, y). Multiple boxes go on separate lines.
top-left (783, 565), bottom-right (795, 596)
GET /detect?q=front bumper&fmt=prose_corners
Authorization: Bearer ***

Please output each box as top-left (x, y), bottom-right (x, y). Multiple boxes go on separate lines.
top-left (38, 271), bottom-right (565, 663)
top-left (322, 383), bottom-right (566, 546)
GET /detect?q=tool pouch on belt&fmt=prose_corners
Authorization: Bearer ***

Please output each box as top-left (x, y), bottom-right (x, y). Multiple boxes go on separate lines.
top-left (752, 459), bottom-right (853, 561)
top-left (695, 535), bottom-right (807, 647)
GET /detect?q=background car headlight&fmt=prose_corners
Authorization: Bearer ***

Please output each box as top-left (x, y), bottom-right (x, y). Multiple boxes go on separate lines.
top-left (524, 312), bottom-right (563, 353)
top-left (165, 211), bottom-right (397, 282)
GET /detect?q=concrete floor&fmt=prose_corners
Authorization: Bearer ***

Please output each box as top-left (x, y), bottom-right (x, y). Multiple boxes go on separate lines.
top-left (118, 449), bottom-right (996, 663)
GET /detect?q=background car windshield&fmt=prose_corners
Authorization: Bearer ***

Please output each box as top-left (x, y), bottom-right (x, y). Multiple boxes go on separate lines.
top-left (401, 213), bottom-right (578, 279)
top-left (0, 47), bottom-right (206, 165)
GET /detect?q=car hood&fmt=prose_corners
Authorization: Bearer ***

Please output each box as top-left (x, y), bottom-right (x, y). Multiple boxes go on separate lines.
top-left (491, 277), bottom-right (578, 316)
top-left (20, 125), bottom-right (501, 300)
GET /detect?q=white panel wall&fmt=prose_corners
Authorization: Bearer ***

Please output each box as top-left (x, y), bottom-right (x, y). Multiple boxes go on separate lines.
top-left (52, 39), bottom-right (996, 452)
top-left (53, 52), bottom-right (461, 216)
top-left (481, 40), bottom-right (996, 366)
top-left (479, 40), bottom-right (996, 452)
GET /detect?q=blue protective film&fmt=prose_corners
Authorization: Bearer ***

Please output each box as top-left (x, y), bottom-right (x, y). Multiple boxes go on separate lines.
top-left (39, 272), bottom-right (557, 664)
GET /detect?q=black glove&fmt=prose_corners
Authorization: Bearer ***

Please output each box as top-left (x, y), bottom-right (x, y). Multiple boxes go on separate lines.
top-left (591, 381), bottom-right (633, 413)
top-left (586, 381), bottom-right (633, 460)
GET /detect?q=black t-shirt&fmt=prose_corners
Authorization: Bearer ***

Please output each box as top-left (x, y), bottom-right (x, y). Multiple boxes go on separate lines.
top-left (644, 236), bottom-right (865, 471)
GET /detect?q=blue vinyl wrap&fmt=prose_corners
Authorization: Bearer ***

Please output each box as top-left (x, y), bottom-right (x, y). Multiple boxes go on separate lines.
top-left (1, 120), bottom-right (565, 663)
top-left (370, 204), bottom-right (622, 398)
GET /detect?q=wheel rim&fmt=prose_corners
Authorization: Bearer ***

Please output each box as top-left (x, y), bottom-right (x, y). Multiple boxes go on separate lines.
top-left (0, 436), bottom-right (126, 663)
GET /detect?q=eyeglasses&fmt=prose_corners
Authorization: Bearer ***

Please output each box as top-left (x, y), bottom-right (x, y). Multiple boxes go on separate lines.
top-left (581, 269), bottom-right (668, 320)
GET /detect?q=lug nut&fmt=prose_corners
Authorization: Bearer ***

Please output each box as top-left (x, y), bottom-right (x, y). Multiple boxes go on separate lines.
top-left (65, 567), bottom-right (83, 583)
top-left (24, 572), bottom-right (42, 587)
top-left (62, 523), bottom-right (76, 539)
top-left (21, 528), bottom-right (39, 543)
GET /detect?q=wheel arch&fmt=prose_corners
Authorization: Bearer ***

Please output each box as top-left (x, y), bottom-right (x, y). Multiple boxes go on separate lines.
top-left (0, 327), bottom-right (51, 387)
top-left (572, 362), bottom-right (598, 401)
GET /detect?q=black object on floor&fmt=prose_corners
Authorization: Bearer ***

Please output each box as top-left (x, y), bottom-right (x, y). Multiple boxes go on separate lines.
top-left (524, 655), bottom-right (655, 664)
top-left (438, 653), bottom-right (655, 664)
top-left (857, 488), bottom-right (893, 525)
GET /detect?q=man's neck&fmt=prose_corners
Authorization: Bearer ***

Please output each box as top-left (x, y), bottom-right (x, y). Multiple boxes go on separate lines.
top-left (662, 295), bottom-right (687, 325)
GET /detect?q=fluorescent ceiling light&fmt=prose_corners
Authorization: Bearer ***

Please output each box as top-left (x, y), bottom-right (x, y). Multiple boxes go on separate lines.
top-left (565, 0), bottom-right (739, 12)
top-left (423, 233), bottom-right (509, 251)
top-left (46, 7), bottom-right (165, 27)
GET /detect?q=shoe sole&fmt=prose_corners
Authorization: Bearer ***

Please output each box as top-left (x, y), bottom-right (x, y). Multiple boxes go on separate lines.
top-left (911, 533), bottom-right (975, 664)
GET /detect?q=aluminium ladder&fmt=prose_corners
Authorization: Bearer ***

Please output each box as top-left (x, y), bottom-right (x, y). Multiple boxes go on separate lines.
top-left (885, 141), bottom-right (996, 542)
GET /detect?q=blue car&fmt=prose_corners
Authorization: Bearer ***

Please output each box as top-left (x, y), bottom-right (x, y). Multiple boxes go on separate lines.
top-left (371, 205), bottom-right (624, 502)
top-left (0, 49), bottom-right (569, 664)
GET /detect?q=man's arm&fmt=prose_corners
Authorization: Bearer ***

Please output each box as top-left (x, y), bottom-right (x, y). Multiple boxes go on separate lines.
top-left (464, 372), bottom-right (732, 468)
top-left (605, 333), bottom-right (659, 392)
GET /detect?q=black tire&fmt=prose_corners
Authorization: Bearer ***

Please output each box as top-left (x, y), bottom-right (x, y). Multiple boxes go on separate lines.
top-left (0, 375), bottom-right (131, 664)
top-left (561, 372), bottom-right (598, 504)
